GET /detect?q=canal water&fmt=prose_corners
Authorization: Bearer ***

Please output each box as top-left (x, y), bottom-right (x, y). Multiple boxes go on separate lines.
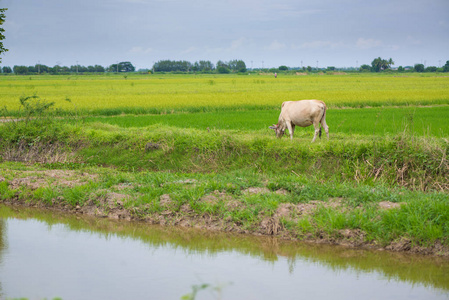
top-left (0, 205), bottom-right (448, 300)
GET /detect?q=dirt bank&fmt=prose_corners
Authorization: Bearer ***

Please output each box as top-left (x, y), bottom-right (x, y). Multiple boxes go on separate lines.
top-left (1, 169), bottom-right (448, 257)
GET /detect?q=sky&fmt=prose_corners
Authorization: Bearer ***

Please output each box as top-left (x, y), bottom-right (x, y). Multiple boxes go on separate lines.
top-left (1, 0), bottom-right (448, 70)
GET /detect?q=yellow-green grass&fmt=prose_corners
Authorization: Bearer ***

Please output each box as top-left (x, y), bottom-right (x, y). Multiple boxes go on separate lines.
top-left (1, 73), bottom-right (448, 115)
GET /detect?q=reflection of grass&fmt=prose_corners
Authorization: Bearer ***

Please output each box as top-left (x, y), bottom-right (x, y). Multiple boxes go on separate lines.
top-left (1, 204), bottom-right (449, 292)
top-left (181, 282), bottom-right (231, 300)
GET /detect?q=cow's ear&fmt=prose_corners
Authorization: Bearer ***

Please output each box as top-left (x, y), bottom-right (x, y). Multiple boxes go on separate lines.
top-left (269, 125), bottom-right (276, 130)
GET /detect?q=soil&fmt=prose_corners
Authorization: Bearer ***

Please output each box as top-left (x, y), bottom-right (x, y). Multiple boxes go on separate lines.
top-left (1, 169), bottom-right (448, 257)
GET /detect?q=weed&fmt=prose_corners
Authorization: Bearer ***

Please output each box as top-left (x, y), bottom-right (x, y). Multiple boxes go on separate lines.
top-left (33, 187), bottom-right (59, 204)
top-left (0, 181), bottom-right (15, 200)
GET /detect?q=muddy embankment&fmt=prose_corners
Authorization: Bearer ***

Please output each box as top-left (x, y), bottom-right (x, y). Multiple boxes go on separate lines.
top-left (1, 169), bottom-right (448, 257)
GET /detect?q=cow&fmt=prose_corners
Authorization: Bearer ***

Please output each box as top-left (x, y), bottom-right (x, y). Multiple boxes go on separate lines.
top-left (269, 100), bottom-right (329, 142)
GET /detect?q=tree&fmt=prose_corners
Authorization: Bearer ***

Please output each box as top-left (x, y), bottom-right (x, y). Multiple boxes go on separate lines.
top-left (119, 61), bottom-right (135, 72)
top-left (13, 65), bottom-right (28, 75)
top-left (0, 8), bottom-right (7, 63)
top-left (50, 65), bottom-right (59, 74)
top-left (35, 63), bottom-right (48, 74)
top-left (414, 64), bottom-right (425, 72)
top-left (388, 58), bottom-right (394, 67)
top-left (153, 60), bottom-right (192, 72)
top-left (107, 61), bottom-right (135, 72)
top-left (371, 57), bottom-right (394, 72)
top-left (193, 60), bottom-right (214, 72)
top-left (360, 64), bottom-right (371, 72)
top-left (94, 65), bottom-right (105, 73)
top-left (279, 65), bottom-right (288, 71)
top-left (215, 60), bottom-right (246, 73)
top-left (216, 60), bottom-right (228, 69)
top-left (108, 63), bottom-right (119, 72)
top-left (217, 66), bottom-right (230, 74)
top-left (2, 66), bottom-right (11, 73)
top-left (235, 60), bottom-right (246, 72)
top-left (443, 61), bottom-right (449, 72)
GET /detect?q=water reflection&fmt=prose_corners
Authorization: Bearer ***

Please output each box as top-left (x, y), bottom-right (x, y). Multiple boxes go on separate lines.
top-left (0, 205), bottom-right (448, 300)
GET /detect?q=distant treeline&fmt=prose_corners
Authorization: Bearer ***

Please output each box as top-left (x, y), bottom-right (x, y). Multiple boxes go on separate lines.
top-left (1, 61), bottom-right (134, 75)
top-left (2, 58), bottom-right (449, 75)
top-left (152, 59), bottom-right (247, 73)
top-left (0, 59), bottom-right (248, 75)
top-left (359, 58), bottom-right (449, 73)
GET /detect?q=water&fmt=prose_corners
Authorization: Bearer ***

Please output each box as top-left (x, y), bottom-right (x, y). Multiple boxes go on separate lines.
top-left (0, 205), bottom-right (448, 300)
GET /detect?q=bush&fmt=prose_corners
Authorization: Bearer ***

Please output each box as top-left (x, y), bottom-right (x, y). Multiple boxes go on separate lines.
top-left (217, 66), bottom-right (230, 74)
top-left (0, 95), bottom-right (63, 145)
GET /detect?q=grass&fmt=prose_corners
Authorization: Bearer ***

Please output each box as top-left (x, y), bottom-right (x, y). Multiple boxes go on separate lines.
top-left (1, 108), bottom-right (447, 189)
top-left (1, 161), bottom-right (448, 250)
top-left (0, 73), bottom-right (448, 253)
top-left (76, 105), bottom-right (449, 137)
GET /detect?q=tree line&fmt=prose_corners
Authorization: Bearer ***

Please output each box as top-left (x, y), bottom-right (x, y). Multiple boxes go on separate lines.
top-left (152, 59), bottom-right (247, 73)
top-left (361, 57), bottom-right (449, 73)
top-left (1, 62), bottom-right (136, 75)
top-left (2, 58), bottom-right (449, 75)
top-left (2, 59), bottom-right (249, 75)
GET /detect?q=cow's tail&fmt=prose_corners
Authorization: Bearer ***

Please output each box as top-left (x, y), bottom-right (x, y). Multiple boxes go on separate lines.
top-left (319, 103), bottom-right (326, 138)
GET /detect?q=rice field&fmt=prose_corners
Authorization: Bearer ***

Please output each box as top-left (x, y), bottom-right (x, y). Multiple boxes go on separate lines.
top-left (1, 73), bottom-right (448, 114)
top-left (79, 105), bottom-right (449, 137)
top-left (1, 73), bottom-right (448, 137)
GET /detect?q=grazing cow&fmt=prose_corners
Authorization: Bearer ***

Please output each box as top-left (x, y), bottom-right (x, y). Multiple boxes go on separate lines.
top-left (269, 100), bottom-right (329, 142)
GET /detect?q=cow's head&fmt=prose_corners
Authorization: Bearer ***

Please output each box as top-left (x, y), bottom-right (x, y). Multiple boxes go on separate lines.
top-left (269, 124), bottom-right (285, 138)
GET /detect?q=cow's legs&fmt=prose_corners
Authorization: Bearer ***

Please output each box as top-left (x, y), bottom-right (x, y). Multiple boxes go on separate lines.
top-left (319, 106), bottom-right (329, 140)
top-left (321, 117), bottom-right (329, 139)
top-left (286, 122), bottom-right (295, 140)
top-left (312, 123), bottom-right (320, 142)
top-left (289, 124), bottom-right (295, 140)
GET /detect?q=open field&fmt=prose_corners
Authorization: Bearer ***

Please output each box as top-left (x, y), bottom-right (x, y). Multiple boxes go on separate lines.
top-left (0, 73), bottom-right (448, 255)
top-left (1, 73), bottom-right (449, 115)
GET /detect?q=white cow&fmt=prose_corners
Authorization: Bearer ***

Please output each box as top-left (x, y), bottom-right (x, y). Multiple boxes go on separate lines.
top-left (269, 100), bottom-right (329, 142)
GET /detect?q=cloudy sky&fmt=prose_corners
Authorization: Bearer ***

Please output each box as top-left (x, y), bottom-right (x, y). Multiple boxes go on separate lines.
top-left (1, 0), bottom-right (448, 69)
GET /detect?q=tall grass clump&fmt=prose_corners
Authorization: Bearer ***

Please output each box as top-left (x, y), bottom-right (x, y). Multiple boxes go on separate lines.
top-left (0, 95), bottom-right (58, 144)
top-left (0, 95), bottom-right (80, 163)
top-left (374, 192), bottom-right (449, 246)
